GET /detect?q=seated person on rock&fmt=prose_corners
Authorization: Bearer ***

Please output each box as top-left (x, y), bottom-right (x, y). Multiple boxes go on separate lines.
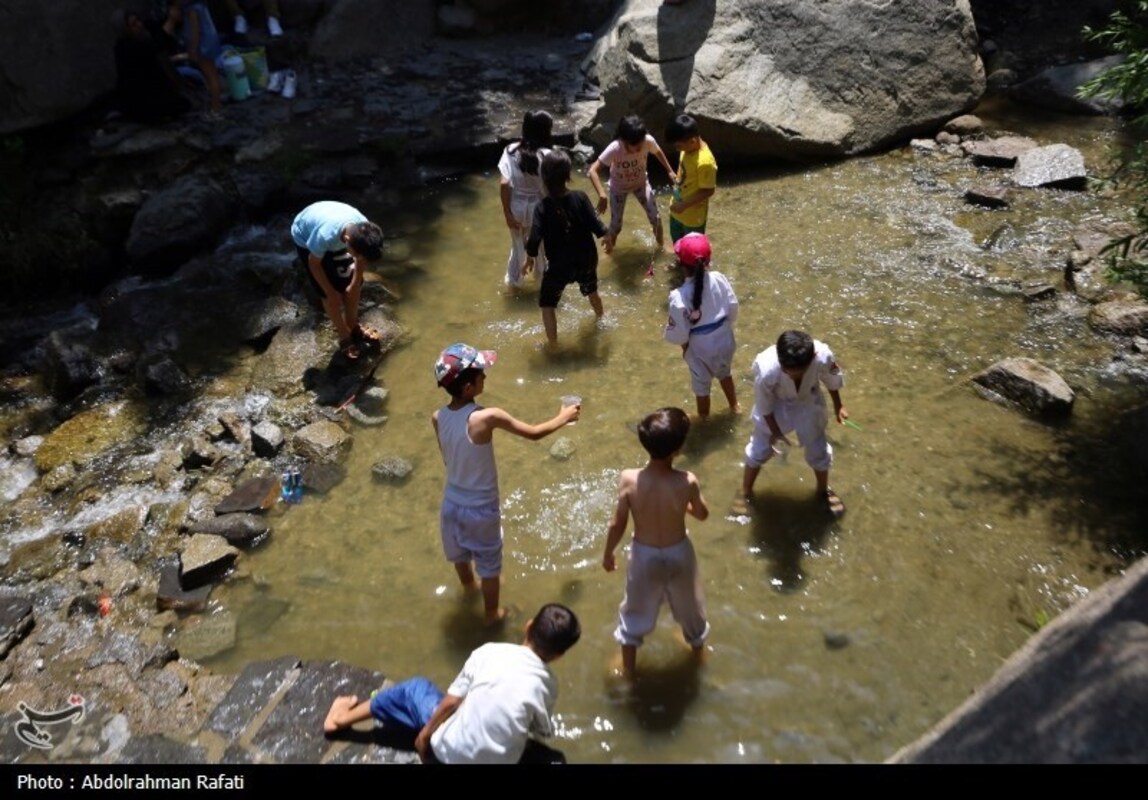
top-left (111, 7), bottom-right (192, 123)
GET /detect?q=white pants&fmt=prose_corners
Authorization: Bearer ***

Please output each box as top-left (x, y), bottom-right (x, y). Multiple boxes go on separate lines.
top-left (744, 399), bottom-right (832, 471)
top-left (506, 193), bottom-right (546, 287)
top-left (614, 538), bottom-right (709, 648)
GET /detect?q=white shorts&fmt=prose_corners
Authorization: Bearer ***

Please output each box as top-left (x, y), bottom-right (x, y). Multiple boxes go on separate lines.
top-left (684, 324), bottom-right (735, 396)
top-left (439, 498), bottom-right (503, 578)
top-left (614, 538), bottom-right (709, 648)
top-left (744, 401), bottom-right (832, 471)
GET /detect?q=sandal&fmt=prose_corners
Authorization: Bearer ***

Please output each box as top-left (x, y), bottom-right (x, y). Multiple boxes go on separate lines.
top-left (338, 338), bottom-right (362, 361)
top-left (824, 488), bottom-right (846, 519)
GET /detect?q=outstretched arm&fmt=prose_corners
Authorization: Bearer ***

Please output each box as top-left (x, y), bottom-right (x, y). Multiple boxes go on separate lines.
top-left (414, 693), bottom-right (463, 763)
top-left (470, 404), bottom-right (579, 443)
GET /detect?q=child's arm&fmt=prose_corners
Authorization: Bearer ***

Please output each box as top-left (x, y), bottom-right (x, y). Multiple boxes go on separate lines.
top-left (470, 404), bottom-right (579, 443)
top-left (430, 410), bottom-right (446, 461)
top-left (650, 140), bottom-right (675, 183)
top-left (306, 253), bottom-right (341, 298)
top-left (829, 390), bottom-right (848, 424)
top-left (414, 693), bottom-right (464, 763)
top-left (686, 473), bottom-right (709, 521)
top-left (586, 159), bottom-right (608, 215)
top-left (670, 186), bottom-right (715, 215)
top-left (603, 473), bottom-right (633, 572)
top-left (499, 179), bottom-right (518, 230)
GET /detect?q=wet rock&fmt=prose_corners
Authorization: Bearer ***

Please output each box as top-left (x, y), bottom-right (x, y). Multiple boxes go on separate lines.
top-left (1088, 298), bottom-right (1148, 336)
top-left (181, 434), bottom-right (222, 470)
top-left (156, 561), bottom-right (212, 613)
top-left (293, 420), bottom-right (352, 465)
top-left (190, 513), bottom-right (271, 548)
top-left (90, 189), bottom-right (144, 247)
top-left (1022, 283), bottom-right (1056, 303)
top-left (12, 435), bottom-right (44, 458)
top-left (118, 734), bottom-right (207, 764)
top-left (965, 185), bottom-right (1010, 209)
top-left (944, 114), bottom-right (983, 136)
top-left (217, 412), bottom-right (252, 451)
top-left (214, 478), bottom-right (280, 515)
top-left (202, 656), bottom-right (301, 746)
top-left (1011, 56), bottom-right (1126, 115)
top-left (1012, 144), bottom-right (1087, 190)
top-left (42, 463), bottom-right (77, 493)
top-left (549, 437), bottom-right (577, 461)
top-left (972, 357), bottom-right (1075, 418)
top-left (911, 138), bottom-right (939, 152)
top-left (173, 609), bottom-right (237, 662)
top-left (126, 175), bottom-right (234, 275)
top-left (179, 534), bottom-right (240, 590)
top-left (42, 331), bottom-right (101, 401)
top-left (85, 630), bottom-right (177, 677)
top-left (251, 322), bottom-right (322, 397)
top-left (34, 401), bottom-right (147, 473)
top-left (0, 595), bottom-right (34, 659)
top-left (824, 631), bottom-right (851, 650)
top-left (251, 421), bottom-right (285, 457)
top-left (78, 548), bottom-right (144, 598)
top-left (140, 356), bottom-right (192, 395)
top-left (987, 67), bottom-right (1017, 90)
top-left (934, 131), bottom-right (960, 146)
top-left (371, 456), bottom-right (413, 483)
top-left (84, 505), bottom-right (149, 546)
top-left (961, 136), bottom-right (1038, 167)
top-left (101, 713), bottom-right (131, 758)
top-left (312, 0), bottom-right (435, 62)
top-left (300, 462), bottom-right (346, 494)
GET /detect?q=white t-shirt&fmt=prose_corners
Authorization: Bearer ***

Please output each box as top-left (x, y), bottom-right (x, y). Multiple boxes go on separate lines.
top-left (430, 642), bottom-right (558, 764)
top-left (750, 340), bottom-right (844, 420)
top-left (597, 134), bottom-right (658, 193)
top-left (663, 270), bottom-right (739, 345)
top-left (498, 143), bottom-right (549, 199)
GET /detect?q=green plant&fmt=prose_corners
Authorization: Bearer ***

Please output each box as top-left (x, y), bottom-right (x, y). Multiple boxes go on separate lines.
top-left (1080, 1), bottom-right (1148, 297)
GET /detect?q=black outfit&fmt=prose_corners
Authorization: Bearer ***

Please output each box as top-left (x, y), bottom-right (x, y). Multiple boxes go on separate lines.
top-left (526, 191), bottom-right (607, 308)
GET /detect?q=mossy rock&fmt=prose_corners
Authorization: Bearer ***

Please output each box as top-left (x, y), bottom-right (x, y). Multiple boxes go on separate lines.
top-left (34, 401), bottom-right (147, 473)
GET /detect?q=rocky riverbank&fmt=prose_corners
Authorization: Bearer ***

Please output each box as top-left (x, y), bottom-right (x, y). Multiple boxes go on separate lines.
top-left (1, 0), bottom-right (1146, 765)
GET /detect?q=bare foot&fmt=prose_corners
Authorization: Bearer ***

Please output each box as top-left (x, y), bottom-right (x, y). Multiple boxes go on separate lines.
top-left (323, 695), bottom-right (358, 734)
top-left (729, 493), bottom-right (751, 517)
top-left (608, 651), bottom-right (636, 682)
top-left (729, 403), bottom-right (742, 414)
top-left (484, 604), bottom-right (518, 627)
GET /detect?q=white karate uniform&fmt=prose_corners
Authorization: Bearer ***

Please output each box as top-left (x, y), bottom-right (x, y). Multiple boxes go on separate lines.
top-left (498, 144), bottom-right (550, 287)
top-left (663, 270), bottom-right (738, 396)
top-left (744, 340), bottom-right (844, 471)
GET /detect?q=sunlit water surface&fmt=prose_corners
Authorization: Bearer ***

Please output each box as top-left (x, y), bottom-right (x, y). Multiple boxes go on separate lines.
top-left (203, 105), bottom-right (1146, 763)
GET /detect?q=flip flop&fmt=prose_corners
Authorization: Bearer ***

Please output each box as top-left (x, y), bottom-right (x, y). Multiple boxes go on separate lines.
top-left (824, 488), bottom-right (846, 519)
top-left (338, 338), bottom-right (362, 361)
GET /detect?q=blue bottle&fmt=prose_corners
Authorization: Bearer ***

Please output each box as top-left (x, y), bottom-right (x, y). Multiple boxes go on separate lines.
top-left (280, 472), bottom-right (292, 503)
top-left (290, 468), bottom-right (303, 504)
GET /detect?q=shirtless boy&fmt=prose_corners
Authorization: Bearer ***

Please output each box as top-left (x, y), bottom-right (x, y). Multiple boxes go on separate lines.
top-left (603, 407), bottom-right (710, 678)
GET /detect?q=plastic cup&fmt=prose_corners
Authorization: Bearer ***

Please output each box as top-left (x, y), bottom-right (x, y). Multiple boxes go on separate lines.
top-left (561, 395), bottom-right (582, 425)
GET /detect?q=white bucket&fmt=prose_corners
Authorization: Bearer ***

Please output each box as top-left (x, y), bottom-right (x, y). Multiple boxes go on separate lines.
top-left (222, 54), bottom-right (250, 102)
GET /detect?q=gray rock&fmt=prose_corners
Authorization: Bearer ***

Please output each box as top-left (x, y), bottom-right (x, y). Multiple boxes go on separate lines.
top-left (292, 420), bottom-right (353, 465)
top-left (961, 136), bottom-right (1038, 167)
top-left (549, 437), bottom-right (577, 461)
top-left (0, 595), bottom-right (34, 659)
top-left (84, 504), bottom-right (149, 546)
top-left (141, 356), bottom-right (192, 395)
top-left (118, 734), bottom-right (207, 764)
top-left (202, 657), bottom-right (302, 745)
top-left (965, 185), bottom-right (1010, 209)
top-left (41, 331), bottom-right (101, 401)
top-left (181, 434), bottom-right (222, 470)
top-left (587, 0), bottom-right (983, 159)
top-left (218, 412), bottom-right (252, 450)
top-left (1022, 283), bottom-right (1056, 303)
top-left (944, 114), bottom-right (983, 136)
top-left (251, 421), bottom-right (285, 457)
top-left (1012, 144), bottom-right (1087, 190)
top-left (251, 323), bottom-right (322, 398)
top-left (972, 357), bottom-right (1075, 417)
top-left (911, 138), bottom-right (939, 152)
top-left (78, 548), bottom-right (143, 598)
top-left (312, 0), bottom-right (436, 61)
top-left (935, 131), bottom-right (960, 146)
top-left (12, 435), bottom-right (44, 458)
top-left (890, 557), bottom-right (1148, 763)
top-left (987, 68), bottom-right (1017, 89)
top-left (371, 456), bottom-right (413, 483)
top-left (214, 478), bottom-right (280, 515)
top-left (85, 630), bottom-right (177, 676)
top-left (125, 175), bottom-right (234, 275)
top-left (1088, 298), bottom-right (1148, 336)
top-left (173, 609), bottom-right (237, 662)
top-left (179, 534), bottom-right (240, 590)
top-left (42, 463), bottom-right (77, 493)
top-left (191, 513), bottom-right (272, 548)
top-left (1011, 56), bottom-right (1126, 115)
top-left (300, 462), bottom-right (346, 494)
top-left (157, 562), bottom-right (212, 613)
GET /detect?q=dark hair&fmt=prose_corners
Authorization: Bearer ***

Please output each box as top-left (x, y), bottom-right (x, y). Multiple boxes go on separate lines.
top-left (514, 110), bottom-right (553, 176)
top-left (776, 330), bottom-right (815, 370)
top-left (684, 260), bottom-right (710, 325)
top-left (637, 407), bottom-right (690, 460)
top-left (527, 603), bottom-right (581, 659)
top-left (444, 367), bottom-right (484, 398)
top-left (615, 115), bottom-right (647, 146)
top-left (346, 222), bottom-right (384, 261)
top-left (665, 113), bottom-right (699, 145)
top-left (541, 149), bottom-right (572, 197)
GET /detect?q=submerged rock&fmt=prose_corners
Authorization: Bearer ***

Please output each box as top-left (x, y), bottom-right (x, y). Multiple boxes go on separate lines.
top-left (371, 456), bottom-right (413, 483)
top-left (293, 421), bottom-right (352, 465)
top-left (972, 357), bottom-right (1075, 418)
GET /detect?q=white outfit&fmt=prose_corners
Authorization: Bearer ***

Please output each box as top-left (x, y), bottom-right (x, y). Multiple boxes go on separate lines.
top-left (437, 403), bottom-right (503, 576)
top-left (431, 642), bottom-right (558, 765)
top-left (744, 340), bottom-right (844, 471)
top-left (598, 135), bottom-right (662, 237)
top-left (664, 270), bottom-right (738, 396)
top-left (498, 143), bottom-right (550, 287)
top-left (614, 538), bottom-right (709, 648)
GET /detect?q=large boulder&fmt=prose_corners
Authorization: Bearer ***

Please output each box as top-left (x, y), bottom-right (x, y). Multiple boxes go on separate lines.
top-left (0, 2), bottom-right (119, 134)
top-left (972, 357), bottom-right (1075, 418)
top-left (585, 0), bottom-right (984, 158)
top-left (310, 0), bottom-right (436, 61)
top-left (1011, 56), bottom-right (1126, 115)
top-left (125, 175), bottom-right (234, 275)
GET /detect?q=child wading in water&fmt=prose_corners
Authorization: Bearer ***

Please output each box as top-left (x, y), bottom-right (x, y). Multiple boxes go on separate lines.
top-left (586, 115), bottom-right (675, 253)
top-left (525, 150), bottom-right (609, 346)
top-left (498, 110), bottom-right (552, 288)
top-left (663, 233), bottom-right (739, 420)
top-left (603, 407), bottom-right (710, 679)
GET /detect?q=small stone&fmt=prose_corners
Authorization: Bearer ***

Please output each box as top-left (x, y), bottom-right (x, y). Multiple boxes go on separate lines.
top-left (549, 437), bottom-right (576, 461)
top-left (1022, 284), bottom-right (1056, 303)
top-left (42, 463), bottom-right (77, 492)
top-left (964, 185), bottom-right (1010, 209)
top-left (251, 421), bottom-right (284, 457)
top-left (371, 456), bottom-right (414, 483)
top-left (179, 534), bottom-right (240, 590)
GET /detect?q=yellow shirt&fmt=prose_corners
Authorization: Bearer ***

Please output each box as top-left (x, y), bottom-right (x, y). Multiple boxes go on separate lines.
top-left (673, 141), bottom-right (717, 228)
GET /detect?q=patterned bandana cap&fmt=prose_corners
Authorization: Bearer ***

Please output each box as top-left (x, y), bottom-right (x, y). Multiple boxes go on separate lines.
top-left (434, 343), bottom-right (497, 387)
top-left (674, 232), bottom-right (712, 268)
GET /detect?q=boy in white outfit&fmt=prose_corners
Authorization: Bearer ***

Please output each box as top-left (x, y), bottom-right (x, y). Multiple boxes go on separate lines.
top-left (432, 343), bottom-right (580, 625)
top-left (603, 407), bottom-right (710, 679)
top-left (737, 330), bottom-right (850, 518)
top-left (587, 115), bottom-right (675, 253)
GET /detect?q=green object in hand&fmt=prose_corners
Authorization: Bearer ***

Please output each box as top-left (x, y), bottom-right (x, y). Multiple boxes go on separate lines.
top-left (843, 419), bottom-right (863, 431)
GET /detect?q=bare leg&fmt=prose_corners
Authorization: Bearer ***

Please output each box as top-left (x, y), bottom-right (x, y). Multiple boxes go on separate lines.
top-left (454, 561), bottom-right (477, 589)
top-left (542, 307), bottom-right (558, 344)
top-left (604, 233), bottom-right (616, 254)
top-left (621, 645), bottom-right (637, 680)
top-left (741, 464), bottom-right (761, 498)
top-left (481, 576), bottom-right (507, 625)
top-left (324, 696), bottom-right (372, 733)
top-left (322, 291), bottom-right (354, 342)
top-left (814, 469), bottom-right (829, 494)
top-left (718, 376), bottom-right (740, 413)
top-left (198, 60), bottom-right (223, 112)
top-left (588, 292), bottom-right (604, 318)
top-left (343, 281), bottom-right (363, 333)
top-left (654, 220), bottom-right (665, 249)
top-left (695, 394), bottom-right (711, 421)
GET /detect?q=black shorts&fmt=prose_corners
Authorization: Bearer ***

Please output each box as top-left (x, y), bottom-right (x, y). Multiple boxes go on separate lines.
top-left (296, 245), bottom-right (355, 298)
top-left (538, 264), bottom-right (599, 308)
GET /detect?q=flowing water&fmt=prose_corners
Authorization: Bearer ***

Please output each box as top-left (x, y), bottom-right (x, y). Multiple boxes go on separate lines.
top-left (198, 103), bottom-right (1145, 763)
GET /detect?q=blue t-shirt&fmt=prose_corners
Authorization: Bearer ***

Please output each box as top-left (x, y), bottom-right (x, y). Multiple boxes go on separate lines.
top-left (180, 2), bottom-right (222, 62)
top-left (291, 202), bottom-right (368, 256)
